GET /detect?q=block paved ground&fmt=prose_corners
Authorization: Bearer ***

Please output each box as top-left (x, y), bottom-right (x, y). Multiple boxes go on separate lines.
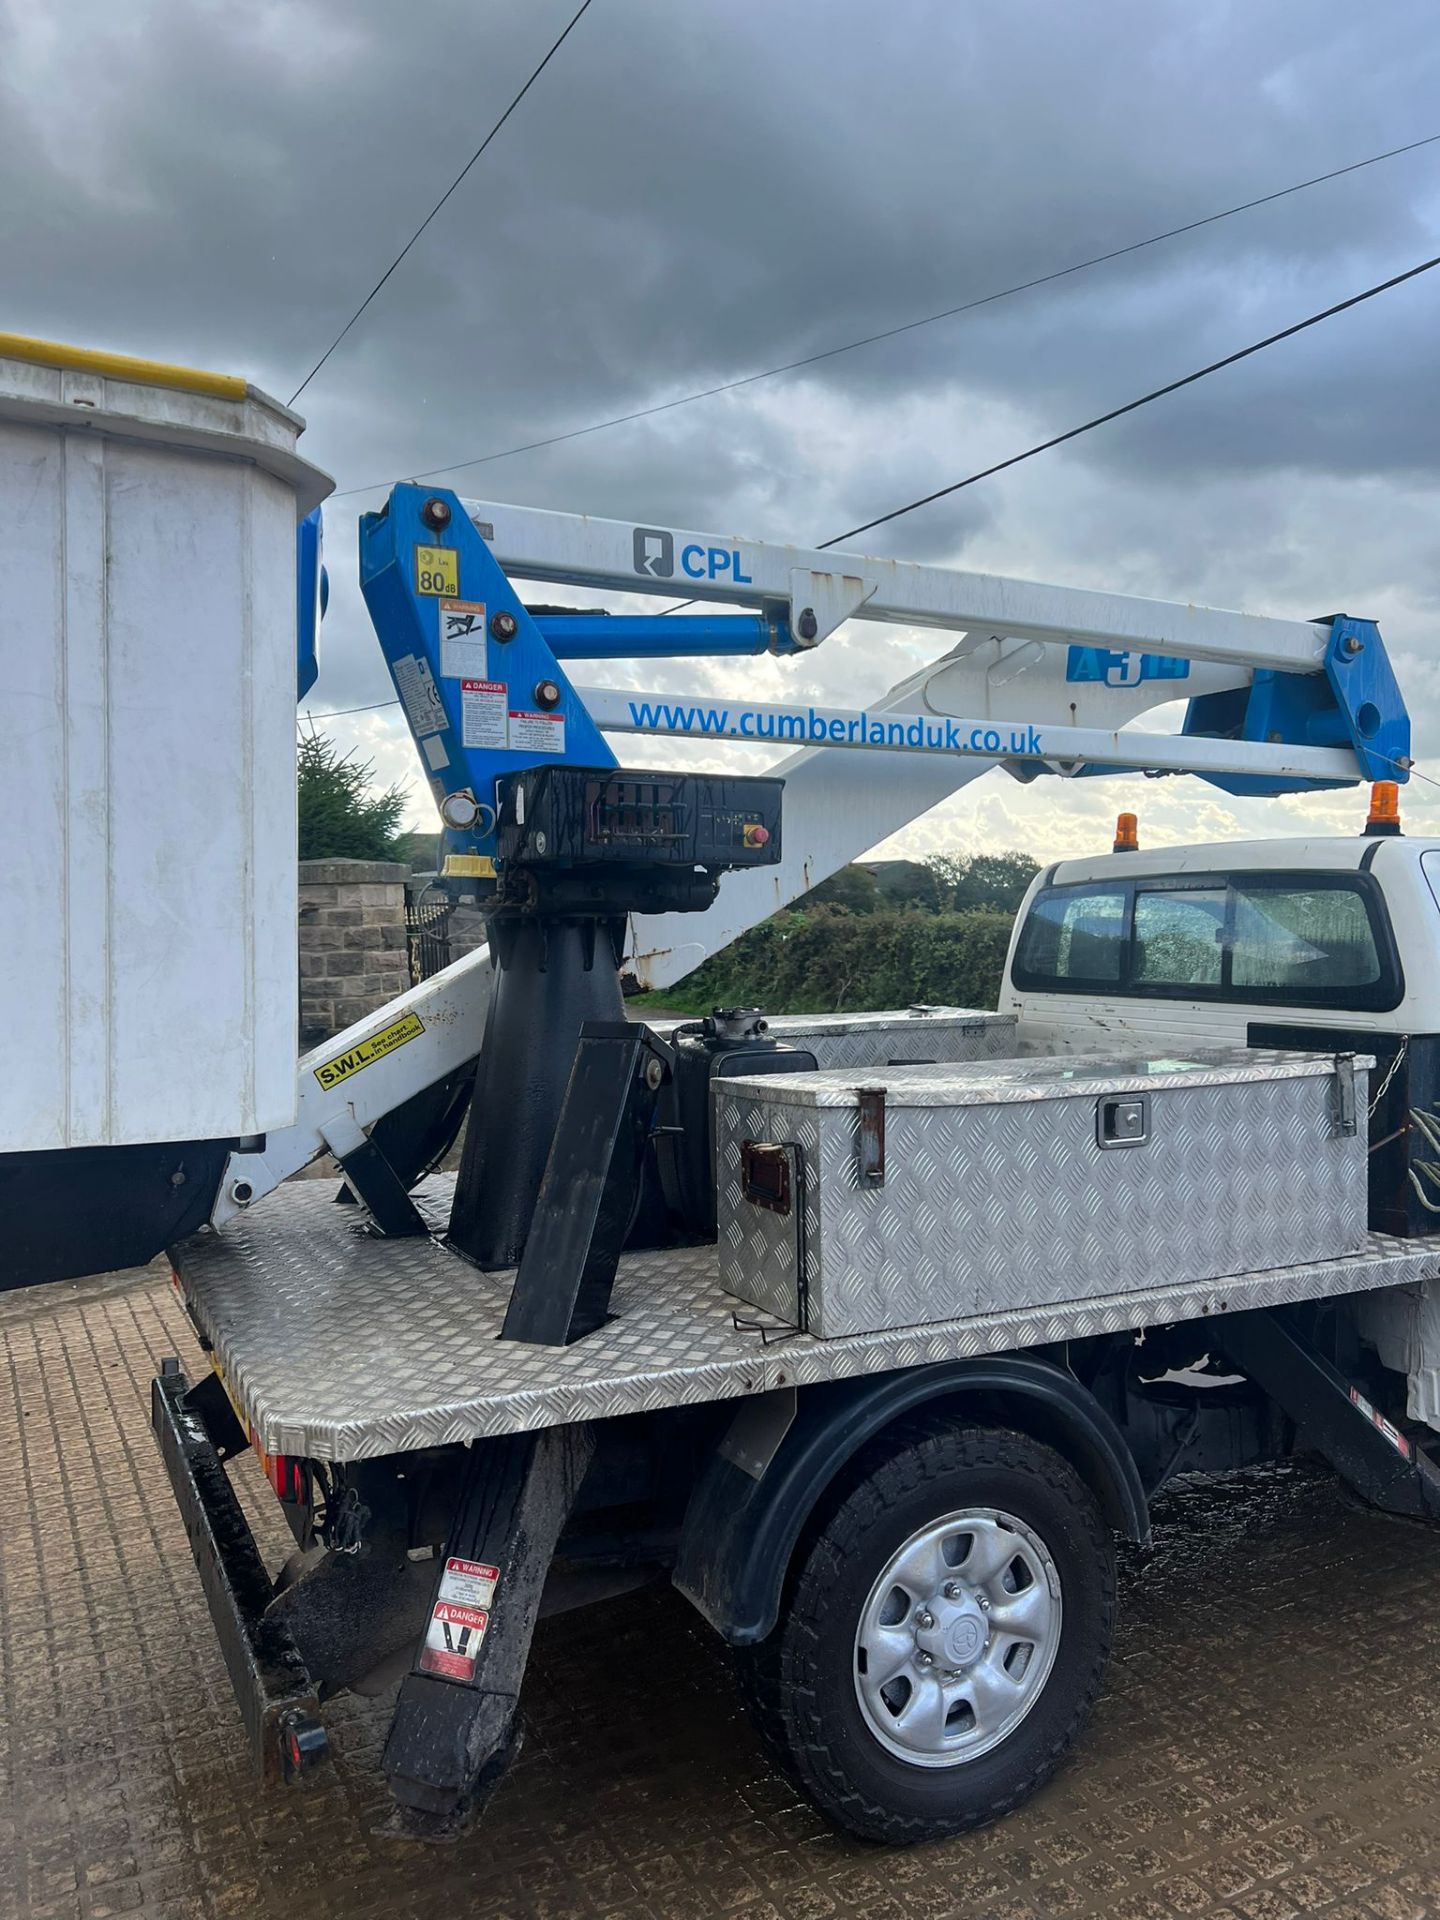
top-left (3, 1260), bottom-right (1440, 1920)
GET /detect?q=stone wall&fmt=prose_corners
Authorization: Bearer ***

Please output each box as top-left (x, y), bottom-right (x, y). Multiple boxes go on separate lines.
top-left (298, 859), bottom-right (411, 1047)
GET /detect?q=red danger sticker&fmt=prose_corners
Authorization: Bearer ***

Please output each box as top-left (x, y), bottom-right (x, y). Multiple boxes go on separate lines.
top-left (1349, 1386), bottom-right (1412, 1458)
top-left (419, 1600), bottom-right (490, 1682)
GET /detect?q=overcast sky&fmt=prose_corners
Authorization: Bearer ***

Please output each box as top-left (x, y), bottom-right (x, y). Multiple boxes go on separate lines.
top-left (7, 0), bottom-right (1439, 861)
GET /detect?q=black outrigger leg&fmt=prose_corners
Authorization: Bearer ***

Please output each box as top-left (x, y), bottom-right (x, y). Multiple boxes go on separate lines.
top-left (1217, 1306), bottom-right (1440, 1520)
top-left (382, 1422), bottom-right (596, 1840)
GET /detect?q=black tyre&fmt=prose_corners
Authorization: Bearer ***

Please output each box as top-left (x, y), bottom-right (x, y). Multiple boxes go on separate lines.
top-left (735, 1421), bottom-right (1115, 1844)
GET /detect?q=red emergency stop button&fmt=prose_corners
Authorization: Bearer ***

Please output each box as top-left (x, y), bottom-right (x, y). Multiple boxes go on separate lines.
top-left (742, 823), bottom-right (770, 848)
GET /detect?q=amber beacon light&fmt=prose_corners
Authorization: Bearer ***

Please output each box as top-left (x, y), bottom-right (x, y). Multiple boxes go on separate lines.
top-left (1113, 812), bottom-right (1139, 853)
top-left (1364, 781), bottom-right (1402, 837)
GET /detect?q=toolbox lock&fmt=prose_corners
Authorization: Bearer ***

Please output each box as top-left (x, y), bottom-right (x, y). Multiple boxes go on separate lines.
top-left (1097, 1093), bottom-right (1149, 1149)
top-left (742, 1140), bottom-right (792, 1214)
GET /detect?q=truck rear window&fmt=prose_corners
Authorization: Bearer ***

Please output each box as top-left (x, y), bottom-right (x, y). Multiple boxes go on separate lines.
top-left (1013, 871), bottom-right (1400, 1010)
top-left (1012, 883), bottom-right (1126, 985)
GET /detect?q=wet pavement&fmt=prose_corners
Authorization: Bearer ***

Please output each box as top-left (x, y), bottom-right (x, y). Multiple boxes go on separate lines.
top-left (4, 1262), bottom-right (1440, 1920)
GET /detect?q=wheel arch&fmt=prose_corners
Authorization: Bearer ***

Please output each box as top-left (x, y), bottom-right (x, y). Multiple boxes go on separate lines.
top-left (674, 1355), bottom-right (1148, 1646)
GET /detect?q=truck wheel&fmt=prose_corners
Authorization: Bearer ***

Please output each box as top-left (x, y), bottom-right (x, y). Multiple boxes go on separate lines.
top-left (735, 1422), bottom-right (1115, 1844)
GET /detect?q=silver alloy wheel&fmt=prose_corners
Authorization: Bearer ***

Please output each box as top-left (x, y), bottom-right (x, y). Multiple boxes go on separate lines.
top-left (853, 1506), bottom-right (1062, 1768)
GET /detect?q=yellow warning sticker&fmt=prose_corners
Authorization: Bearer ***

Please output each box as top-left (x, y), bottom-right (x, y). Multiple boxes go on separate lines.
top-left (313, 1011), bottom-right (426, 1090)
top-left (415, 546), bottom-right (458, 596)
top-left (443, 853), bottom-right (496, 878)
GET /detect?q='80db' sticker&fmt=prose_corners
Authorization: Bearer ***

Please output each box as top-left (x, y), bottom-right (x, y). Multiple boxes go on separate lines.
top-left (415, 546), bottom-right (458, 596)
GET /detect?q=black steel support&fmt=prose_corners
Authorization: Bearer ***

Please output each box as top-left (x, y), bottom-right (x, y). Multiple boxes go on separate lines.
top-left (382, 1422), bottom-right (596, 1837)
top-left (448, 919), bottom-right (627, 1270)
top-left (151, 1361), bottom-right (328, 1781)
top-left (500, 1021), bottom-right (667, 1346)
top-left (332, 1132), bottom-right (430, 1237)
top-left (1216, 1307), bottom-right (1440, 1520)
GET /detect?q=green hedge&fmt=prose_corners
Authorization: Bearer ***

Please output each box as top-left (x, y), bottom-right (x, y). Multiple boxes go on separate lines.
top-left (661, 904), bottom-right (1016, 1015)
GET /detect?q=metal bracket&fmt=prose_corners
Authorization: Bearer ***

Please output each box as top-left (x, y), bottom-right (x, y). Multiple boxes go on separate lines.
top-left (857, 1086), bottom-right (886, 1188)
top-left (1322, 615), bottom-right (1411, 783)
top-left (321, 1112), bottom-right (429, 1237)
top-left (1332, 1053), bottom-right (1358, 1138)
top-left (1216, 1308), bottom-right (1440, 1521)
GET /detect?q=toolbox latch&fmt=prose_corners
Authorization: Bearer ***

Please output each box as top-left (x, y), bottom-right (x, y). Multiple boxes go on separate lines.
top-left (857, 1086), bottom-right (886, 1188)
top-left (1332, 1053), bottom-right (1358, 1137)
top-left (742, 1140), bottom-right (792, 1214)
top-left (1097, 1093), bottom-right (1149, 1149)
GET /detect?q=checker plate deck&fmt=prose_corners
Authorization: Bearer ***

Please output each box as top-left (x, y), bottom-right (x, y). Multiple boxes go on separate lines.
top-left (172, 1174), bottom-right (1440, 1461)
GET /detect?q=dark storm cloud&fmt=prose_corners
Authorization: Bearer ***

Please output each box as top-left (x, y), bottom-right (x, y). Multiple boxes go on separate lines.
top-left (4, 0), bottom-right (1437, 780)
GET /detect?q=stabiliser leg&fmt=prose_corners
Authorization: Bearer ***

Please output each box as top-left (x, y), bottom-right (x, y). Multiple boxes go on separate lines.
top-left (382, 1421), bottom-right (596, 1838)
top-left (1217, 1306), bottom-right (1440, 1520)
top-left (501, 1021), bottom-right (670, 1346)
top-left (449, 918), bottom-right (626, 1270)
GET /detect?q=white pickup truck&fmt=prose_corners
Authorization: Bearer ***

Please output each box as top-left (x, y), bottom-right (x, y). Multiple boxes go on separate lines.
top-left (154, 796), bottom-right (1440, 1846)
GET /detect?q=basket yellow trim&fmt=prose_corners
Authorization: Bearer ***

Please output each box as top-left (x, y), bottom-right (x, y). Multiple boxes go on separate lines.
top-left (0, 331), bottom-right (249, 401)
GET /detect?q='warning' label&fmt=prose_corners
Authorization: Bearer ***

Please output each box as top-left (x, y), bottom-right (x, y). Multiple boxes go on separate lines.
top-left (419, 1601), bottom-right (489, 1682)
top-left (438, 1557), bottom-right (500, 1610)
top-left (439, 599), bottom-right (488, 679)
top-left (509, 709), bottom-right (566, 754)
top-left (313, 1012), bottom-right (426, 1090)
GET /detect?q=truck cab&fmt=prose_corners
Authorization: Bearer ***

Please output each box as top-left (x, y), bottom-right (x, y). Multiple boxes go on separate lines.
top-left (1000, 808), bottom-right (1440, 1238)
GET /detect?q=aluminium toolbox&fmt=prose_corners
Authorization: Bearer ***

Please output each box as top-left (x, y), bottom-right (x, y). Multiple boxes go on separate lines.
top-left (717, 1049), bottom-right (1370, 1338)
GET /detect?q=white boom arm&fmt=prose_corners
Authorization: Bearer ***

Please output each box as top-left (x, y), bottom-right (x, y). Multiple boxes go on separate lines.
top-left (465, 498), bottom-right (1330, 670)
top-left (461, 497), bottom-right (1365, 985)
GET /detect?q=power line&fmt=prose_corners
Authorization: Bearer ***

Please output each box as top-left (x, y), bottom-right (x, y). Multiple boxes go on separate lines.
top-left (304, 249), bottom-right (1440, 715)
top-left (817, 248), bottom-right (1440, 548)
top-left (288, 0), bottom-right (596, 408)
top-left (333, 129), bottom-right (1440, 497)
top-left (300, 699), bottom-right (401, 721)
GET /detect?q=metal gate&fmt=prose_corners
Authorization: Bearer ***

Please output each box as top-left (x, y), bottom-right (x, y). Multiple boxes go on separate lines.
top-left (405, 893), bottom-right (453, 985)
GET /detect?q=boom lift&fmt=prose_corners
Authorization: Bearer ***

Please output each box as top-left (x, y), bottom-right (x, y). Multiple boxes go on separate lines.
top-left (6, 337), bottom-right (1440, 1847)
top-left (149, 482), bottom-right (1440, 1840)
top-left (209, 484), bottom-right (1409, 1230)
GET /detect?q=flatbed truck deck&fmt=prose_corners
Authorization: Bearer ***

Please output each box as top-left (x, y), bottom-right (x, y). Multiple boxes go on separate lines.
top-left (173, 1173), bottom-right (1440, 1462)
